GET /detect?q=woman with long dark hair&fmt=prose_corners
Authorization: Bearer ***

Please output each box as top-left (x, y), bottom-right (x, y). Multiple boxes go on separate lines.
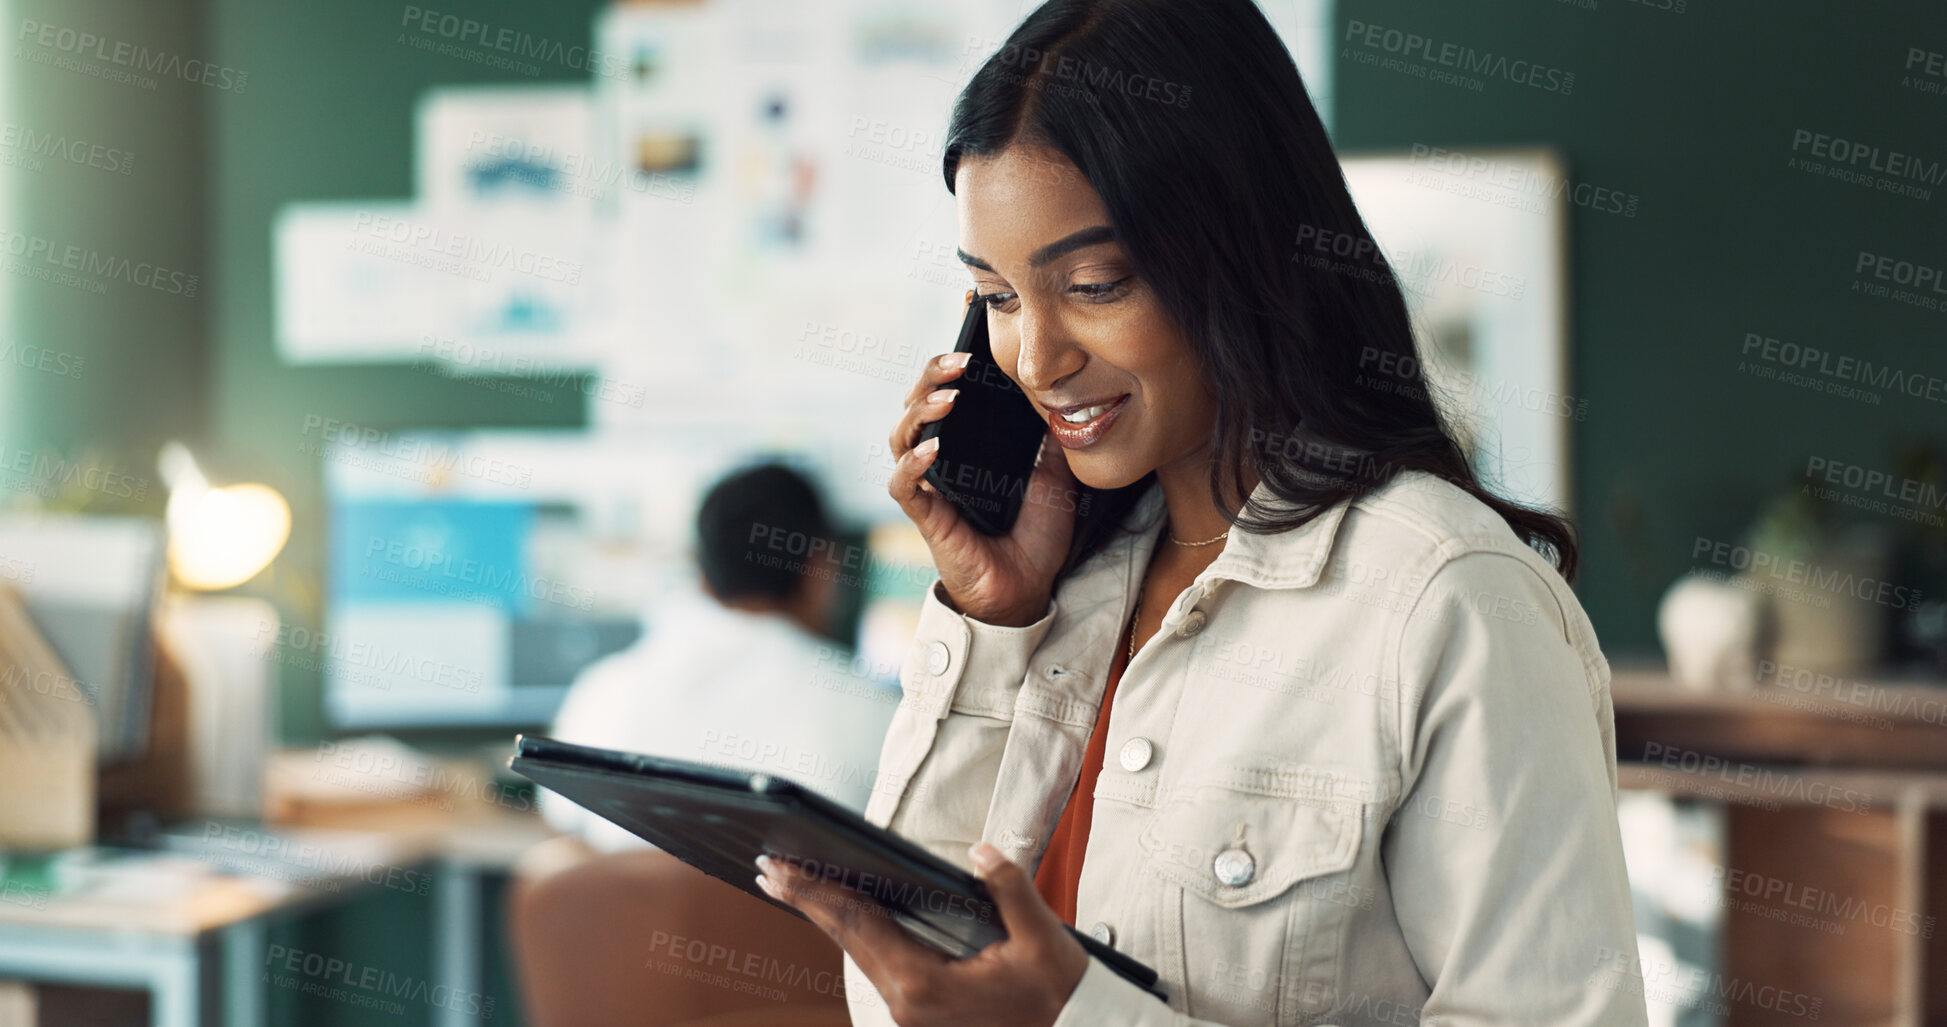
top-left (759, 1), bottom-right (1645, 1023)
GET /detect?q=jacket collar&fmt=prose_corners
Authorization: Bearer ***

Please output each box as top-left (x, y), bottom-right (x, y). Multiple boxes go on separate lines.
top-left (1123, 474), bottom-right (1355, 591)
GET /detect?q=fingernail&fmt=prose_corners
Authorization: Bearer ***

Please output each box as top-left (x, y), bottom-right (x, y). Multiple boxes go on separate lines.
top-left (969, 842), bottom-right (1005, 873)
top-left (755, 874), bottom-right (778, 898)
top-left (944, 353), bottom-right (971, 369)
top-left (916, 437), bottom-right (940, 455)
top-left (931, 389), bottom-right (959, 404)
top-left (755, 854), bottom-right (774, 873)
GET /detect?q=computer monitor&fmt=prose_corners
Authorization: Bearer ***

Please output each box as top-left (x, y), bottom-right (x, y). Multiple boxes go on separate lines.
top-left (321, 427), bottom-right (885, 728)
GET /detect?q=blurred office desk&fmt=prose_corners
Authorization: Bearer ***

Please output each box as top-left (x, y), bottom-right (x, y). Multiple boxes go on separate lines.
top-left (0, 828), bottom-right (428, 1027)
top-left (0, 752), bottom-right (551, 1027)
top-left (262, 747), bottom-right (554, 1027)
top-left (425, 808), bottom-right (555, 1027)
top-left (1613, 667), bottom-right (1947, 1027)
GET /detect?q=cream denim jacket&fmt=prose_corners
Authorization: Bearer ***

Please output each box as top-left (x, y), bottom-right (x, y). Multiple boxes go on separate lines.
top-left (844, 471), bottom-right (1647, 1026)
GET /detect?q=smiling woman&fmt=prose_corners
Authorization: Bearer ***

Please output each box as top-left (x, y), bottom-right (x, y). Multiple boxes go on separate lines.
top-left (755, 1), bottom-right (1646, 1025)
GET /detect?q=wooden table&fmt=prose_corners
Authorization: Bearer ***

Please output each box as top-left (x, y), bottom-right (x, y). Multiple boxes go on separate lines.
top-left (1612, 666), bottom-right (1947, 1027)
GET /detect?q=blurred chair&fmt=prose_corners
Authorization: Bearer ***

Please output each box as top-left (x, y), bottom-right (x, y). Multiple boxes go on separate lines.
top-left (510, 836), bottom-right (854, 1027)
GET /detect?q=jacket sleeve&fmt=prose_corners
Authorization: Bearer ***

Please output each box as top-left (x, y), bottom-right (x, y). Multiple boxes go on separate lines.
top-left (864, 578), bottom-right (1059, 860)
top-left (847, 578), bottom-right (1060, 1026)
top-left (1382, 552), bottom-right (1648, 1026)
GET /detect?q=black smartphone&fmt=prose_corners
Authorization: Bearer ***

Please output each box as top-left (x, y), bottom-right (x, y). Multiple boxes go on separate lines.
top-left (917, 294), bottom-right (1048, 536)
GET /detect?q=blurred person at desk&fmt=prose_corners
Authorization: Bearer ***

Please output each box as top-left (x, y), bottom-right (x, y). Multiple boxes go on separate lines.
top-left (540, 463), bottom-right (897, 852)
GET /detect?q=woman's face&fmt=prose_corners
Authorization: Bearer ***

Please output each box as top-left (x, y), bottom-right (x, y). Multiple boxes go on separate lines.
top-left (955, 143), bottom-right (1217, 492)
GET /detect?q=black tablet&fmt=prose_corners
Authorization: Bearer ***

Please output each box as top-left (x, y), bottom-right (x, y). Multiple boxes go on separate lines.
top-left (508, 734), bottom-right (1165, 1001)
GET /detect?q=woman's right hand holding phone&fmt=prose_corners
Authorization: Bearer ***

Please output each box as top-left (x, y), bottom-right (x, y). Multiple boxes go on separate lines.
top-left (888, 352), bottom-right (1079, 628)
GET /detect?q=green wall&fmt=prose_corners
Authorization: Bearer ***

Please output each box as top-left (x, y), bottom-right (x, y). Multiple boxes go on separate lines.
top-left (206, 0), bottom-right (602, 744)
top-left (1332, 0), bottom-right (1947, 653)
top-left (196, 5), bottom-right (611, 1023)
top-left (4, 0), bottom-right (208, 503)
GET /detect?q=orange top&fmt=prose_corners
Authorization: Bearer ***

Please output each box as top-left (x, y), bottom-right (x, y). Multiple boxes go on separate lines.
top-left (1032, 611), bottom-right (1138, 926)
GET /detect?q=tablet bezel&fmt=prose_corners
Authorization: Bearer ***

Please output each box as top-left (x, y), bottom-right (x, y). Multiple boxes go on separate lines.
top-left (507, 734), bottom-right (1164, 1000)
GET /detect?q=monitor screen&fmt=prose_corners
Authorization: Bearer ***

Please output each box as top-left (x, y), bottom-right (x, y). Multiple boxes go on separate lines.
top-left (320, 427), bottom-right (893, 728)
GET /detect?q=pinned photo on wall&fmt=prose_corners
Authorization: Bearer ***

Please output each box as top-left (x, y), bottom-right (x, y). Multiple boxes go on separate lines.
top-left (417, 85), bottom-right (604, 213)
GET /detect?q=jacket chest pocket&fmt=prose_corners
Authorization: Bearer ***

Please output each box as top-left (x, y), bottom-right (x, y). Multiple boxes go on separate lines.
top-left (1136, 785), bottom-right (1364, 1026)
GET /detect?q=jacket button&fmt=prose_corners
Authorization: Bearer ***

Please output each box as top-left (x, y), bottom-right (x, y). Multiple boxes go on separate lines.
top-left (1117, 737), bottom-right (1154, 772)
top-left (925, 640), bottom-right (951, 677)
top-left (1175, 610), bottom-right (1207, 637)
top-left (1089, 921), bottom-right (1116, 947)
top-left (1213, 847), bottom-right (1256, 887)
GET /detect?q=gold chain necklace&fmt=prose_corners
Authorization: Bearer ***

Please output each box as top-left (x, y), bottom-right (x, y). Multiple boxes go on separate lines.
top-left (1129, 526), bottom-right (1230, 660)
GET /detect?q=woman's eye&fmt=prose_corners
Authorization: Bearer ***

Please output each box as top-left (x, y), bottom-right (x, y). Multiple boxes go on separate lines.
top-left (1072, 278), bottom-right (1131, 301)
top-left (979, 291), bottom-right (1018, 311)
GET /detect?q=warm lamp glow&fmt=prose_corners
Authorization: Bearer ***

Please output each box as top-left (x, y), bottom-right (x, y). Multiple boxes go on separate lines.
top-left (160, 442), bottom-right (291, 591)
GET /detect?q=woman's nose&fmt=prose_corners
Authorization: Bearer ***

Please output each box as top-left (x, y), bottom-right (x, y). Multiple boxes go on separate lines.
top-left (1014, 303), bottom-right (1083, 393)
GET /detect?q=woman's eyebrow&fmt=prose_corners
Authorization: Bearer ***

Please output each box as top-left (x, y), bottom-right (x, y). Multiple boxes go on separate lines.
top-left (957, 225), bottom-right (1118, 273)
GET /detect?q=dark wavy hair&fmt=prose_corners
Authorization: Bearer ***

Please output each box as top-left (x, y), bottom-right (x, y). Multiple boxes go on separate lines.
top-left (943, 0), bottom-right (1578, 583)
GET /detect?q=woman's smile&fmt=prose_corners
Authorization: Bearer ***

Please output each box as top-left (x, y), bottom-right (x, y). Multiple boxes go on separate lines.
top-left (1044, 393), bottom-right (1131, 449)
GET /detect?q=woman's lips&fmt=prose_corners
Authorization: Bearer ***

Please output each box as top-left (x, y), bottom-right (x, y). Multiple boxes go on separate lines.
top-left (1048, 395), bottom-right (1130, 450)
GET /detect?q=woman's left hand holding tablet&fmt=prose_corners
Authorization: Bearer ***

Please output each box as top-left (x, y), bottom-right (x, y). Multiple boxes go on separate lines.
top-left (756, 843), bottom-right (1089, 1026)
